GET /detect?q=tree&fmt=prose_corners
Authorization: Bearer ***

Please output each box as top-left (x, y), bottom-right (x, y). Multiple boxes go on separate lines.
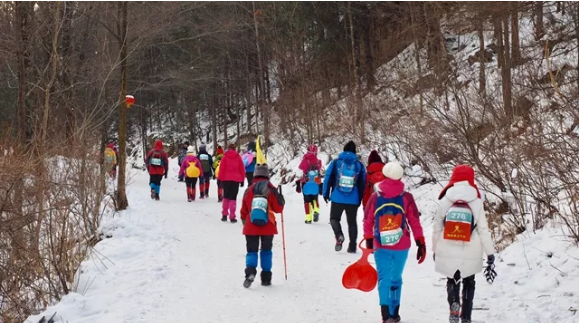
top-left (116, 1), bottom-right (129, 210)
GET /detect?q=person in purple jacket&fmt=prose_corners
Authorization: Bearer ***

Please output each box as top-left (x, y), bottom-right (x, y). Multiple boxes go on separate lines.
top-left (363, 162), bottom-right (426, 323)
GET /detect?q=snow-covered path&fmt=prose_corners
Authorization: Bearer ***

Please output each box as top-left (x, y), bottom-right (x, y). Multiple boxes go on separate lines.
top-left (26, 164), bottom-right (535, 323)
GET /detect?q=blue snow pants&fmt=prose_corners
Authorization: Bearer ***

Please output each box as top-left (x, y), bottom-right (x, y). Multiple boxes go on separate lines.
top-left (374, 248), bottom-right (410, 315)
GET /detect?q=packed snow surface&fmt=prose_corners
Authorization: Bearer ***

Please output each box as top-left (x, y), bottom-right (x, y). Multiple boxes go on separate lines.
top-left (25, 158), bottom-right (579, 323)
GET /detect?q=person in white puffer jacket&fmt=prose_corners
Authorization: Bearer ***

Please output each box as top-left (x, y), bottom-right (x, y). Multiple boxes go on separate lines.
top-left (432, 165), bottom-right (497, 323)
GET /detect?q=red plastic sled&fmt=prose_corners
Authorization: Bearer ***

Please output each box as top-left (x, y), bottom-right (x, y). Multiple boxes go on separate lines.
top-left (342, 240), bottom-right (378, 292)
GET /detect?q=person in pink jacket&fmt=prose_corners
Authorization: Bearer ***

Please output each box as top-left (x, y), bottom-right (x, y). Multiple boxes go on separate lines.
top-left (363, 162), bottom-right (426, 323)
top-left (217, 143), bottom-right (246, 223)
top-left (296, 144), bottom-right (323, 223)
top-left (178, 146), bottom-right (204, 202)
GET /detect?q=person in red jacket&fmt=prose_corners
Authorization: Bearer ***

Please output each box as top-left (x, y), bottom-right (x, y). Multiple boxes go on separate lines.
top-left (145, 139), bottom-right (169, 200)
top-left (363, 150), bottom-right (386, 208)
top-left (217, 143), bottom-right (246, 222)
top-left (240, 163), bottom-right (285, 288)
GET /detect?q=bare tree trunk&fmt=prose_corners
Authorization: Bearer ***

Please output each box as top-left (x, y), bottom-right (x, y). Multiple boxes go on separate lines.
top-left (253, 2), bottom-right (268, 146)
top-left (576, 3), bottom-right (579, 95)
top-left (502, 15), bottom-right (513, 121)
top-left (535, 2), bottom-right (544, 40)
top-left (16, 1), bottom-right (32, 145)
top-left (477, 17), bottom-right (486, 96)
top-left (42, 1), bottom-right (62, 144)
top-left (211, 84), bottom-right (218, 146)
top-left (511, 4), bottom-right (521, 66)
top-left (116, 1), bottom-right (129, 210)
top-left (245, 51), bottom-right (252, 133)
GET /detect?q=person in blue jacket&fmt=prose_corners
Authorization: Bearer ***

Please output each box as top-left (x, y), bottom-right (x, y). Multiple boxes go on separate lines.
top-left (242, 141), bottom-right (257, 187)
top-left (322, 140), bottom-right (366, 253)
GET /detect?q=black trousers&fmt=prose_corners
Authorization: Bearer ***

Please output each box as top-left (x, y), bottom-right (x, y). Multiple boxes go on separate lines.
top-left (330, 202), bottom-right (359, 244)
top-left (199, 173), bottom-right (211, 186)
top-left (447, 270), bottom-right (476, 320)
top-left (246, 235), bottom-right (274, 253)
top-left (149, 174), bottom-right (163, 186)
top-left (246, 172), bottom-right (254, 186)
top-left (222, 181), bottom-right (240, 200)
top-left (185, 177), bottom-right (198, 189)
top-left (303, 194), bottom-right (318, 204)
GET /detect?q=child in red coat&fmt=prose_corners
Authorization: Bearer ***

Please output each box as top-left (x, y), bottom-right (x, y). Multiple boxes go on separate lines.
top-left (240, 163), bottom-right (285, 288)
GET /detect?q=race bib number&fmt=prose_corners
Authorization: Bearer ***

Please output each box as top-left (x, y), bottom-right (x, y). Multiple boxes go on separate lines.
top-left (251, 196), bottom-right (268, 213)
top-left (150, 158), bottom-right (162, 166)
top-left (380, 228), bottom-right (403, 246)
top-left (338, 175), bottom-right (355, 189)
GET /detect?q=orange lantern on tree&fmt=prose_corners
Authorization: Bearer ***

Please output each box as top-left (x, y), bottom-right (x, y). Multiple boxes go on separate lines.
top-left (125, 95), bottom-right (135, 108)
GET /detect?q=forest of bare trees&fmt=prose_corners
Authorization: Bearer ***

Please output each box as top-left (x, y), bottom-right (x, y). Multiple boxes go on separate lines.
top-left (1, 1), bottom-right (579, 322)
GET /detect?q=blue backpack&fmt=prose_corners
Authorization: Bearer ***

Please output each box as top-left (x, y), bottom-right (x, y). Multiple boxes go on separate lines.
top-left (373, 195), bottom-right (406, 246)
top-left (336, 160), bottom-right (359, 194)
top-left (250, 181), bottom-right (269, 226)
top-left (303, 161), bottom-right (320, 195)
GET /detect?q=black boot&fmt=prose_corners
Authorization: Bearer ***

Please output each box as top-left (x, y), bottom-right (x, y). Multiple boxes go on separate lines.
top-left (461, 276), bottom-right (476, 322)
top-left (381, 305), bottom-right (395, 323)
top-left (243, 267), bottom-right (257, 288)
top-left (393, 305), bottom-right (401, 322)
top-left (447, 272), bottom-right (462, 323)
top-left (261, 270), bottom-right (272, 286)
top-left (347, 241), bottom-right (357, 253)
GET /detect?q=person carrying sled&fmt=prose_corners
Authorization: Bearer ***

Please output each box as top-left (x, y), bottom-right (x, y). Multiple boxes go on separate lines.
top-left (363, 162), bottom-right (426, 323)
top-left (241, 141), bottom-right (257, 187)
top-left (362, 150), bottom-right (386, 208)
top-left (178, 146), bottom-right (204, 202)
top-left (296, 144), bottom-right (323, 224)
top-left (240, 163), bottom-right (285, 288)
top-left (197, 144), bottom-right (214, 199)
top-left (217, 143), bottom-right (245, 222)
top-left (213, 145), bottom-right (225, 202)
top-left (432, 165), bottom-right (497, 323)
top-left (177, 141), bottom-right (190, 182)
top-left (104, 143), bottom-right (118, 180)
top-left (145, 139), bottom-right (169, 200)
top-left (322, 140), bottom-right (366, 253)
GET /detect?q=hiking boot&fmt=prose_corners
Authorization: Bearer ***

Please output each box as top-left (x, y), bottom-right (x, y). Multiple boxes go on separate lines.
top-left (381, 305), bottom-right (393, 323)
top-left (187, 198), bottom-right (192, 202)
top-left (243, 267), bottom-right (257, 288)
top-left (150, 189), bottom-right (156, 199)
top-left (260, 271), bottom-right (272, 286)
top-left (461, 320), bottom-right (471, 323)
top-left (335, 235), bottom-right (345, 252)
top-left (305, 220), bottom-right (312, 224)
top-left (313, 212), bottom-right (319, 222)
top-left (221, 215), bottom-right (227, 222)
top-left (155, 193), bottom-right (160, 201)
top-left (230, 218), bottom-right (238, 223)
top-left (200, 194), bottom-right (205, 199)
top-left (393, 306), bottom-right (401, 322)
top-left (347, 242), bottom-right (357, 253)
top-left (449, 302), bottom-right (460, 323)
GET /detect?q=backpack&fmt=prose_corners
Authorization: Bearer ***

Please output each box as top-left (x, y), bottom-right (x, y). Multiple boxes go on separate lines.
top-left (242, 152), bottom-right (254, 168)
top-left (198, 153), bottom-right (211, 173)
top-left (214, 160), bottom-right (221, 178)
top-left (336, 160), bottom-right (359, 194)
top-left (443, 201), bottom-right (476, 242)
top-left (303, 160), bottom-right (321, 195)
top-left (373, 195), bottom-right (406, 246)
top-left (186, 161), bottom-right (201, 178)
top-left (149, 150), bottom-right (164, 167)
top-left (250, 181), bottom-right (269, 226)
top-left (104, 148), bottom-right (116, 165)
top-left (368, 170), bottom-right (386, 193)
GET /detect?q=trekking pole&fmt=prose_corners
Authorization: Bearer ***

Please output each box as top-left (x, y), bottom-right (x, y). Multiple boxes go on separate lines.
top-left (278, 185), bottom-right (288, 280)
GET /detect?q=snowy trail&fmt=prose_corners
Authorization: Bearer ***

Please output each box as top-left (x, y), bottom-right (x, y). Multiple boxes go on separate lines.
top-left (27, 165), bottom-right (502, 323)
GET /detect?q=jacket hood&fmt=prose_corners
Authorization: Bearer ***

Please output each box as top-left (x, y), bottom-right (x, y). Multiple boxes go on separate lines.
top-left (107, 143), bottom-right (115, 149)
top-left (376, 178), bottom-right (405, 198)
top-left (438, 164), bottom-right (480, 200)
top-left (338, 151), bottom-right (358, 164)
top-left (443, 181), bottom-right (480, 203)
top-left (367, 162), bottom-right (385, 174)
top-left (154, 140), bottom-right (163, 151)
top-left (216, 146), bottom-right (224, 155)
top-left (224, 149), bottom-right (239, 157)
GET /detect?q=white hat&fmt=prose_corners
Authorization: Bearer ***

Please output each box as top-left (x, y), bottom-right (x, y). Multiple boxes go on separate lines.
top-left (382, 162), bottom-right (404, 180)
top-left (187, 145), bottom-right (195, 153)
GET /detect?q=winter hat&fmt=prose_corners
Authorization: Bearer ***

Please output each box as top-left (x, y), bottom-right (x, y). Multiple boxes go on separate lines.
top-left (307, 144), bottom-right (318, 154)
top-left (367, 150), bottom-right (383, 165)
top-left (254, 163), bottom-right (269, 179)
top-left (438, 164), bottom-right (481, 200)
top-left (228, 143), bottom-right (236, 150)
top-left (187, 145), bottom-right (195, 153)
top-left (216, 146), bottom-right (224, 155)
top-left (199, 144), bottom-right (207, 151)
top-left (382, 162), bottom-right (404, 180)
top-left (247, 141), bottom-right (256, 152)
top-left (343, 140), bottom-right (356, 153)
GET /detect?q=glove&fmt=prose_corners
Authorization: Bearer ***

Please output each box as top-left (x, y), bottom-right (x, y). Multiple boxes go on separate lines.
top-left (366, 238), bottom-right (374, 250)
top-left (242, 219), bottom-right (246, 226)
top-left (240, 182), bottom-right (244, 187)
top-left (323, 196), bottom-right (329, 204)
top-left (433, 253), bottom-right (435, 261)
top-left (484, 254), bottom-right (497, 284)
top-left (416, 237), bottom-right (426, 264)
top-left (295, 180), bottom-right (302, 193)
top-left (164, 174), bottom-right (168, 179)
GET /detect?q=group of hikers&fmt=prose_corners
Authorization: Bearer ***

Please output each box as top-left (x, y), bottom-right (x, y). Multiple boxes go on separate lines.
top-left (135, 138), bottom-right (497, 323)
